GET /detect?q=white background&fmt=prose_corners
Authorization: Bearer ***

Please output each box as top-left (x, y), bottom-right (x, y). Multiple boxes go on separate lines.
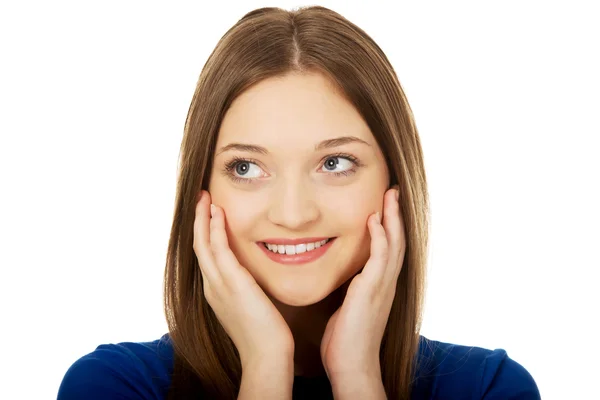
top-left (1, 1), bottom-right (598, 399)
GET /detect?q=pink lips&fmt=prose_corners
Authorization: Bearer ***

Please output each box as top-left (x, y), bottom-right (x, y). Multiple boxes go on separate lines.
top-left (259, 237), bottom-right (330, 245)
top-left (257, 238), bottom-right (336, 265)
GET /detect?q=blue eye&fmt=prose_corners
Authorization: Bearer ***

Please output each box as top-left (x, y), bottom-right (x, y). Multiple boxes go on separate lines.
top-left (321, 156), bottom-right (355, 174)
top-left (223, 157), bottom-right (264, 184)
top-left (231, 160), bottom-right (262, 178)
top-left (222, 152), bottom-right (362, 184)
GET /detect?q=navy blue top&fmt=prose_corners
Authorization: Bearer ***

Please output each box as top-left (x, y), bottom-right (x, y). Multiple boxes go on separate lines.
top-left (57, 334), bottom-right (540, 399)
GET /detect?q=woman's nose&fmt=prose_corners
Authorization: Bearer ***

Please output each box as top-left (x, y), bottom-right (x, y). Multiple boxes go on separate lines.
top-left (266, 183), bottom-right (319, 230)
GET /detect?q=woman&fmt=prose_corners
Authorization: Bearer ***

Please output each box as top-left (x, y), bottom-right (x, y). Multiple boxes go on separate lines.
top-left (58, 6), bottom-right (540, 399)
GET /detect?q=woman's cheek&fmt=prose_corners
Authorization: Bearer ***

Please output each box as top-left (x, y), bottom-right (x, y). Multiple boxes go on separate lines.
top-left (222, 206), bottom-right (251, 241)
top-left (329, 197), bottom-right (377, 228)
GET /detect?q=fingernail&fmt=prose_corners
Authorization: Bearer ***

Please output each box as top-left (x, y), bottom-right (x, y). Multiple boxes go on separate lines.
top-left (210, 204), bottom-right (216, 218)
top-left (395, 189), bottom-right (399, 201)
top-left (376, 212), bottom-right (381, 224)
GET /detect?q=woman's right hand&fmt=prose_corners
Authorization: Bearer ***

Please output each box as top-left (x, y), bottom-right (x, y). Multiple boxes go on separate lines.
top-left (193, 190), bottom-right (295, 369)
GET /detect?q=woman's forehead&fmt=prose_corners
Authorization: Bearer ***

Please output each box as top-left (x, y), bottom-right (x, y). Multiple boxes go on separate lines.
top-left (217, 74), bottom-right (374, 151)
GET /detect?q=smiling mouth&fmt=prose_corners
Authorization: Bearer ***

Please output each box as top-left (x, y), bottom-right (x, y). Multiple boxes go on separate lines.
top-left (261, 238), bottom-right (335, 255)
top-left (257, 237), bottom-right (337, 265)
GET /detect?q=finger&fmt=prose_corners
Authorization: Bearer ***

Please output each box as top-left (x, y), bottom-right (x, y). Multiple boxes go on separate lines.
top-left (382, 187), bottom-right (406, 281)
top-left (360, 211), bottom-right (389, 287)
top-left (193, 190), bottom-right (222, 285)
top-left (209, 203), bottom-right (246, 286)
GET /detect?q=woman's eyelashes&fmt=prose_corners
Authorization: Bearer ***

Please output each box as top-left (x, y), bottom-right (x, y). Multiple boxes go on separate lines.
top-left (222, 153), bottom-right (364, 184)
top-left (222, 155), bottom-right (265, 184)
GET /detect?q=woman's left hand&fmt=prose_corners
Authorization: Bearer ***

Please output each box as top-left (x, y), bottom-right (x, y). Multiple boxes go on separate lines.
top-left (320, 187), bottom-right (406, 394)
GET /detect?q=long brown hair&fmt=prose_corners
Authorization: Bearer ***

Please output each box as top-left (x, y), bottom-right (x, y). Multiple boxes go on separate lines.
top-left (164, 6), bottom-right (429, 399)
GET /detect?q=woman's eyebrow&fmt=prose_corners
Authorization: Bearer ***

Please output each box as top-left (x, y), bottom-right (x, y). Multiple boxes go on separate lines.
top-left (216, 135), bottom-right (371, 156)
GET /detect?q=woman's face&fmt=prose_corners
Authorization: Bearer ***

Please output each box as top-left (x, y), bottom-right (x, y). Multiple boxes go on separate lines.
top-left (208, 72), bottom-right (390, 306)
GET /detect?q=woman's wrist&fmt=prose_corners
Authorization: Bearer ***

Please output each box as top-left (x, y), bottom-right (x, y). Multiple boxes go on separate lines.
top-left (240, 342), bottom-right (294, 371)
top-left (330, 373), bottom-right (387, 399)
top-left (238, 356), bottom-right (294, 400)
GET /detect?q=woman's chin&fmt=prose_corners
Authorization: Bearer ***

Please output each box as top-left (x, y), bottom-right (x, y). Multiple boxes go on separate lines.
top-left (265, 283), bottom-right (333, 307)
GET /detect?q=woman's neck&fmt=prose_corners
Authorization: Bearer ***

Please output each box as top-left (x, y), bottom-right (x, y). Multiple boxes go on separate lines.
top-left (270, 281), bottom-right (350, 377)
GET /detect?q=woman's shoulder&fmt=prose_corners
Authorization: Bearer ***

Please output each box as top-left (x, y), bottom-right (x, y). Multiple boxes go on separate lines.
top-left (57, 333), bottom-right (174, 400)
top-left (413, 335), bottom-right (540, 399)
top-left (57, 333), bottom-right (540, 399)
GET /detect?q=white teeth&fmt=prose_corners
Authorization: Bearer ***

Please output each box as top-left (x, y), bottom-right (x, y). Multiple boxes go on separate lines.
top-left (285, 245), bottom-right (296, 255)
top-left (264, 238), bottom-right (332, 255)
